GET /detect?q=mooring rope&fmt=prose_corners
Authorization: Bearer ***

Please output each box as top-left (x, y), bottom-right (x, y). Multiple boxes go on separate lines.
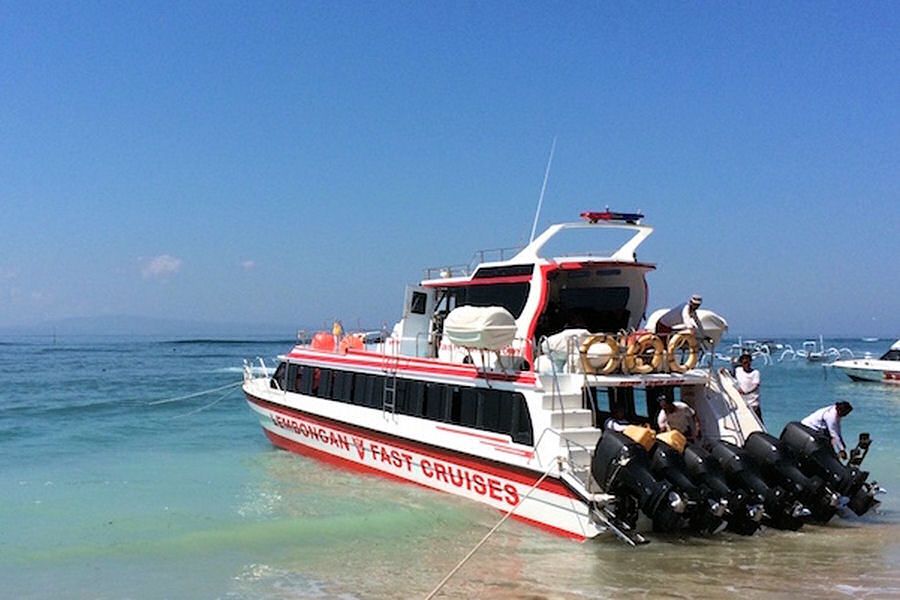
top-left (424, 457), bottom-right (564, 600)
top-left (170, 386), bottom-right (239, 419)
top-left (146, 381), bottom-right (242, 405)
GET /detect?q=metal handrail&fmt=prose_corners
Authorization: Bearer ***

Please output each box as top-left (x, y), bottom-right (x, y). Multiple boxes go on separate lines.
top-left (530, 426), bottom-right (594, 473)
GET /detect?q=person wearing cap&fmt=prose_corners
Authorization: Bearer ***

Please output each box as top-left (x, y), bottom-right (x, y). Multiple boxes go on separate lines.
top-left (801, 401), bottom-right (853, 460)
top-left (655, 294), bottom-right (703, 335)
top-left (735, 353), bottom-right (762, 421)
top-left (657, 395), bottom-right (702, 442)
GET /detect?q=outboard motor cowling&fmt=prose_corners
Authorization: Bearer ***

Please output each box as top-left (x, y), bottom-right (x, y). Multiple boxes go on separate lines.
top-left (592, 431), bottom-right (685, 532)
top-left (650, 441), bottom-right (726, 534)
top-left (684, 444), bottom-right (764, 536)
top-left (710, 440), bottom-right (808, 530)
top-left (744, 431), bottom-right (840, 523)
top-left (780, 422), bottom-right (880, 516)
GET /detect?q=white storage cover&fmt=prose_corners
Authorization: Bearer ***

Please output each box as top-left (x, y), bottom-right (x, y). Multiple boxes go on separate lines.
top-left (443, 306), bottom-right (517, 350)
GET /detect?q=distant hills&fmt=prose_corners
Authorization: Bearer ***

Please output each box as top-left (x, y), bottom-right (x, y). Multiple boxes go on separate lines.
top-left (0, 315), bottom-right (307, 338)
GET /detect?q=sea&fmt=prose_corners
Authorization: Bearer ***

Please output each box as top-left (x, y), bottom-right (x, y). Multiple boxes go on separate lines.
top-left (1, 335), bottom-right (898, 599)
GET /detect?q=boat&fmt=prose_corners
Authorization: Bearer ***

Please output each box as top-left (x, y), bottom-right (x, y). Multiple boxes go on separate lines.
top-left (778, 336), bottom-right (854, 363)
top-left (242, 210), bottom-right (882, 544)
top-left (831, 340), bottom-right (900, 385)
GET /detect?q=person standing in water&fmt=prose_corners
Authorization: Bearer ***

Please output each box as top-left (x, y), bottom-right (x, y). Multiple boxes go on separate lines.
top-left (735, 353), bottom-right (762, 421)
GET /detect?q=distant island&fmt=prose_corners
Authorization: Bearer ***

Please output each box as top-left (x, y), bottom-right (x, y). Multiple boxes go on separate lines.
top-left (0, 314), bottom-right (309, 339)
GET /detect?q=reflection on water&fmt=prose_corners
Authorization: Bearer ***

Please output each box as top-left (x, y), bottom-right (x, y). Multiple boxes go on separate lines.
top-left (222, 451), bottom-right (900, 600)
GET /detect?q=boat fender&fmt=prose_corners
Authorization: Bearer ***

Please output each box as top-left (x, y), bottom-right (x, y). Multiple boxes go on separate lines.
top-left (579, 333), bottom-right (620, 375)
top-left (667, 332), bottom-right (699, 373)
top-left (623, 333), bottom-right (664, 374)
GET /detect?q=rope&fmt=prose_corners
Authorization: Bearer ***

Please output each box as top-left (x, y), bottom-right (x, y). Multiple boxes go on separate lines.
top-left (170, 386), bottom-right (238, 419)
top-left (424, 457), bottom-right (563, 600)
top-left (146, 381), bottom-right (242, 405)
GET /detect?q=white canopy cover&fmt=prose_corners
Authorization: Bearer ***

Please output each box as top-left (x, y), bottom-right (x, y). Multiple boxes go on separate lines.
top-left (443, 306), bottom-right (518, 350)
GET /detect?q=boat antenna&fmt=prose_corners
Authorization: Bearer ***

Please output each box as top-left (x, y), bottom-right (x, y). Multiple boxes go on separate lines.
top-left (529, 136), bottom-right (557, 243)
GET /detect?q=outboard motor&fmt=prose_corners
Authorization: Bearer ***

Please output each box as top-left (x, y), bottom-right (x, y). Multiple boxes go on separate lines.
top-left (710, 440), bottom-right (809, 530)
top-left (650, 441), bottom-right (726, 534)
top-left (592, 431), bottom-right (685, 533)
top-left (683, 444), bottom-right (764, 536)
top-left (744, 431), bottom-right (841, 523)
top-left (780, 422), bottom-right (881, 516)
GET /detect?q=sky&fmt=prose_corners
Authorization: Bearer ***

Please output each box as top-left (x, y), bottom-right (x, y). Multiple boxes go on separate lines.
top-left (1, 2), bottom-right (898, 337)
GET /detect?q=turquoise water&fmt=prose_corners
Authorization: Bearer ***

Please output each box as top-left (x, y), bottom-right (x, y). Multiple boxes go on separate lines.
top-left (1, 336), bottom-right (898, 599)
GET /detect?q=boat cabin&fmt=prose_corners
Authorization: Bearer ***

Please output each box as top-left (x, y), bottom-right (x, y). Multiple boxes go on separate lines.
top-left (394, 212), bottom-right (656, 368)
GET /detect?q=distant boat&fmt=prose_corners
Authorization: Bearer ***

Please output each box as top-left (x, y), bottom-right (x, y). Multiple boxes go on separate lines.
top-left (831, 340), bottom-right (900, 385)
top-left (862, 337), bottom-right (880, 342)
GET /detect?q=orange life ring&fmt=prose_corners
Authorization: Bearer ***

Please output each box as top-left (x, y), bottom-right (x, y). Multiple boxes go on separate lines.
top-left (667, 332), bottom-right (699, 373)
top-left (579, 334), bottom-right (620, 375)
top-left (623, 333), bottom-right (664, 374)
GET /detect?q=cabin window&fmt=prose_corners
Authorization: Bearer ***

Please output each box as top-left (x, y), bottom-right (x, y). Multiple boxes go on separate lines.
top-left (424, 383), bottom-right (445, 420)
top-left (318, 369), bottom-right (333, 399)
top-left (512, 398), bottom-right (533, 445)
top-left (351, 373), bottom-right (368, 406)
top-left (367, 375), bottom-right (383, 408)
top-left (477, 389), bottom-right (501, 431)
top-left (272, 362), bottom-right (287, 390)
top-left (394, 378), bottom-right (408, 413)
top-left (299, 366), bottom-right (314, 395)
top-left (281, 365), bottom-right (534, 446)
top-left (333, 370), bottom-right (353, 402)
top-left (410, 291), bottom-right (428, 315)
top-left (472, 264), bottom-right (534, 278)
top-left (557, 286), bottom-right (630, 331)
top-left (456, 283), bottom-right (530, 318)
top-left (458, 388), bottom-right (478, 427)
top-left (406, 381), bottom-right (426, 416)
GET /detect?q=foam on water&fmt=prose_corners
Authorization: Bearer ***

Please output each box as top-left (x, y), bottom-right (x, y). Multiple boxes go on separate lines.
top-left (1, 336), bottom-right (898, 598)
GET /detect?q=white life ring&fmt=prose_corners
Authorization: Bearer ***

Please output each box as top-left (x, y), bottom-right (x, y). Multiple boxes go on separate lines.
top-left (667, 332), bottom-right (699, 373)
top-left (623, 333), bottom-right (664, 374)
top-left (579, 334), bottom-right (620, 375)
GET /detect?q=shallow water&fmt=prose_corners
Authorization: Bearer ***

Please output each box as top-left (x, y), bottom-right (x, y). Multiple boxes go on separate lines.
top-left (1, 336), bottom-right (898, 599)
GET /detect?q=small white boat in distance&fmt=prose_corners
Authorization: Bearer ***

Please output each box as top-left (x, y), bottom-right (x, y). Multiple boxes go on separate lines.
top-left (831, 340), bottom-right (900, 385)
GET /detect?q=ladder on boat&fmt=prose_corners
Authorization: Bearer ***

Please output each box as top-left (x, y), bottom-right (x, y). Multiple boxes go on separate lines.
top-left (382, 352), bottom-right (400, 416)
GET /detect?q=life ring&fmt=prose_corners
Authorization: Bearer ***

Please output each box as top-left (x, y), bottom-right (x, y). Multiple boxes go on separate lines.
top-left (667, 332), bottom-right (699, 373)
top-left (622, 332), bottom-right (664, 374)
top-left (579, 334), bottom-right (620, 375)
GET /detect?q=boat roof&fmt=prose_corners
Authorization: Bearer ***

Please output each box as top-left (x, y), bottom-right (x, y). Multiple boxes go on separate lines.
top-left (422, 211), bottom-right (655, 286)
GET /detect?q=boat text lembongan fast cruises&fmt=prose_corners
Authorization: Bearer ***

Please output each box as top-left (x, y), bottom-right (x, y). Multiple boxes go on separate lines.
top-left (243, 211), bottom-right (882, 544)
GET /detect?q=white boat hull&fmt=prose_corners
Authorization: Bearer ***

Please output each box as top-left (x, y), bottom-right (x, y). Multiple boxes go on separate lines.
top-left (832, 359), bottom-right (900, 385)
top-left (244, 386), bottom-right (603, 540)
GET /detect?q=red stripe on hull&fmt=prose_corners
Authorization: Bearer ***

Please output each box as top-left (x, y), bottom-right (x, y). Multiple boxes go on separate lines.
top-left (262, 428), bottom-right (587, 542)
top-left (246, 393), bottom-right (574, 498)
top-left (285, 349), bottom-right (537, 385)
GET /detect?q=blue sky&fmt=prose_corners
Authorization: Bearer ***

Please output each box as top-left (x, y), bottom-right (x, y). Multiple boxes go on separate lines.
top-left (1, 2), bottom-right (897, 336)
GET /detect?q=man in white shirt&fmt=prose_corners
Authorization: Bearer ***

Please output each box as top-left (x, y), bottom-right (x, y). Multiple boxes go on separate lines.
top-left (655, 294), bottom-right (703, 335)
top-left (657, 396), bottom-right (702, 441)
top-left (801, 401), bottom-right (853, 460)
top-left (735, 353), bottom-right (762, 420)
